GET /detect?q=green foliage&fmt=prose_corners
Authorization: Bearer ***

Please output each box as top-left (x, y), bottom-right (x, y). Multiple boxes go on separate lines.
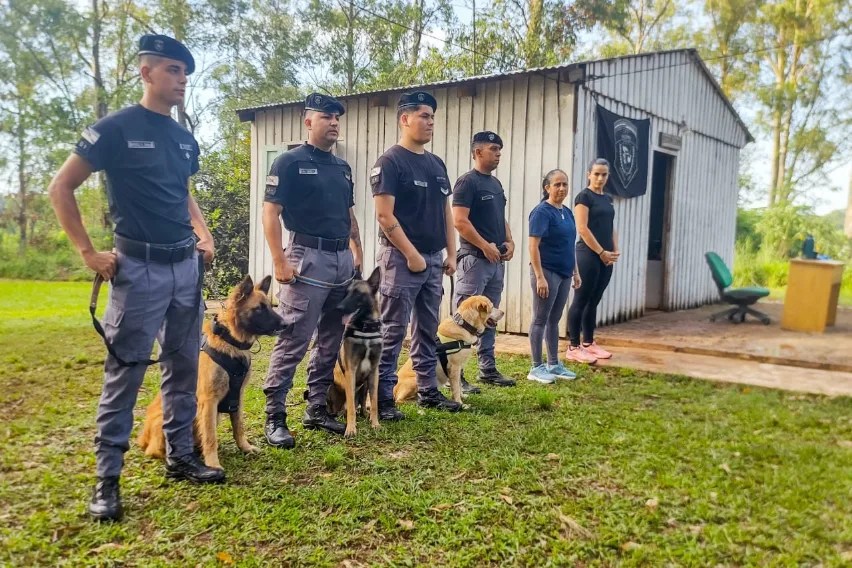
top-left (193, 135), bottom-right (251, 296)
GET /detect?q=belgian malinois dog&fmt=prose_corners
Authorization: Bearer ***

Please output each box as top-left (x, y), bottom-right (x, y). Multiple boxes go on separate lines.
top-left (138, 275), bottom-right (287, 470)
top-left (326, 267), bottom-right (383, 438)
top-left (394, 295), bottom-right (504, 405)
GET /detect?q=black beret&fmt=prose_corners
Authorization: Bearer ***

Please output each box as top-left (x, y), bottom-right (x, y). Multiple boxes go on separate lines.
top-left (472, 131), bottom-right (503, 147)
top-left (397, 91), bottom-right (437, 112)
top-left (138, 34), bottom-right (195, 75)
top-left (304, 92), bottom-right (345, 116)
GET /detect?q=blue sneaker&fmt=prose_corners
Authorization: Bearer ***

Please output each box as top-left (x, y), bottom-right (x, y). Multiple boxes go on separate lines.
top-left (526, 364), bottom-right (556, 384)
top-left (546, 363), bottom-right (577, 380)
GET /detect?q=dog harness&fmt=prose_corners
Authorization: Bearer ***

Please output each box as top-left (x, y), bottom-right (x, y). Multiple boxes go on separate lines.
top-left (337, 311), bottom-right (382, 374)
top-left (435, 314), bottom-right (484, 377)
top-left (202, 315), bottom-right (253, 414)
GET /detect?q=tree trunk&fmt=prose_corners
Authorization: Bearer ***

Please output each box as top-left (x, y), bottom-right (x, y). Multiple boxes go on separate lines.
top-left (844, 172), bottom-right (852, 239)
top-left (346, 0), bottom-right (355, 93)
top-left (91, 0), bottom-right (111, 228)
top-left (409, 0), bottom-right (424, 67)
top-left (16, 110), bottom-right (27, 253)
top-left (525, 0), bottom-right (544, 65)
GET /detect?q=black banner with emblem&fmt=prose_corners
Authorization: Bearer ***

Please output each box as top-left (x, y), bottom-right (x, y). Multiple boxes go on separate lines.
top-left (595, 105), bottom-right (650, 199)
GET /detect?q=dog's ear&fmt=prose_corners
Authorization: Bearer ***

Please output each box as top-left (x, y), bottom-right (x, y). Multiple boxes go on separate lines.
top-left (476, 297), bottom-right (491, 313)
top-left (235, 275), bottom-right (254, 302)
top-left (257, 275), bottom-right (273, 296)
top-left (366, 266), bottom-right (381, 293)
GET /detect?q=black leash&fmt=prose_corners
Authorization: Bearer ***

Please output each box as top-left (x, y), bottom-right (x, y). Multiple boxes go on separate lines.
top-left (89, 254), bottom-right (205, 367)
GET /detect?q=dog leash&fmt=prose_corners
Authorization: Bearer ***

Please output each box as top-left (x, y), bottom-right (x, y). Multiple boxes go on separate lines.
top-left (290, 272), bottom-right (355, 289)
top-left (90, 254), bottom-right (205, 367)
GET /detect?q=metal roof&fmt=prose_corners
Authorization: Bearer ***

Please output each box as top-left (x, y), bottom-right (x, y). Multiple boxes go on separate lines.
top-left (235, 49), bottom-right (752, 143)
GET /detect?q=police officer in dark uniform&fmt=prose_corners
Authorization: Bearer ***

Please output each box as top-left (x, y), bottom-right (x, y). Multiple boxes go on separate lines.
top-left (48, 34), bottom-right (223, 523)
top-left (372, 91), bottom-right (461, 417)
top-left (262, 93), bottom-right (361, 446)
top-left (452, 131), bottom-right (517, 391)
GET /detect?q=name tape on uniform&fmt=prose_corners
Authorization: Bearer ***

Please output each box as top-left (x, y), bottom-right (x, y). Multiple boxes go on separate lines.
top-left (413, 180), bottom-right (428, 187)
top-left (81, 127), bottom-right (100, 145)
top-left (299, 168), bottom-right (318, 175)
top-left (179, 143), bottom-right (193, 151)
top-left (128, 141), bottom-right (155, 149)
top-left (481, 194), bottom-right (495, 201)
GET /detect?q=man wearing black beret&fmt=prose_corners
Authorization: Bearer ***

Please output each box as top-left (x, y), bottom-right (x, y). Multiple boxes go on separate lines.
top-left (371, 91), bottom-right (462, 417)
top-left (49, 34), bottom-right (219, 522)
top-left (262, 92), bottom-right (362, 444)
top-left (452, 131), bottom-right (516, 391)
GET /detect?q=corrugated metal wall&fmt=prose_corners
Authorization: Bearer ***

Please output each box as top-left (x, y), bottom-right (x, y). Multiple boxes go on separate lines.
top-left (572, 51), bottom-right (744, 325)
top-left (248, 50), bottom-right (747, 334)
top-left (248, 71), bottom-right (575, 335)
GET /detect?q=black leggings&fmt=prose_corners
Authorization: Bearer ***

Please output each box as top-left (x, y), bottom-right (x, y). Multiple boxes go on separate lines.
top-left (568, 247), bottom-right (613, 346)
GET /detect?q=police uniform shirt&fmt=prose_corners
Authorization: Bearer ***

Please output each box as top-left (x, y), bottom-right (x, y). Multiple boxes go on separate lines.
top-left (264, 143), bottom-right (354, 240)
top-left (370, 145), bottom-right (450, 253)
top-left (74, 105), bottom-right (200, 244)
top-left (452, 170), bottom-right (507, 248)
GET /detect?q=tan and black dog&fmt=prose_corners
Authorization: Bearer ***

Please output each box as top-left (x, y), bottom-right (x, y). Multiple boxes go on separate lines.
top-left (394, 295), bottom-right (504, 405)
top-left (326, 267), bottom-right (383, 438)
top-left (138, 275), bottom-right (287, 470)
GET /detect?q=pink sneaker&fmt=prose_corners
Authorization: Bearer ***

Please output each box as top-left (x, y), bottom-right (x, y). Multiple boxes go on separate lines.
top-left (583, 341), bottom-right (612, 359)
top-left (564, 345), bottom-right (597, 364)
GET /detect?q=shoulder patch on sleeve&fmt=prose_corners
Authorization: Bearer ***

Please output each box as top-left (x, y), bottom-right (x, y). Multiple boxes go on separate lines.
top-left (370, 166), bottom-right (381, 184)
top-left (82, 127), bottom-right (101, 145)
top-left (266, 175), bottom-right (279, 186)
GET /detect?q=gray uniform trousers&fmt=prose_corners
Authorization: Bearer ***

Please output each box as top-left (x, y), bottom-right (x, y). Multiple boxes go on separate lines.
top-left (96, 248), bottom-right (202, 478)
top-left (452, 252), bottom-right (505, 371)
top-left (377, 246), bottom-right (444, 404)
top-left (263, 240), bottom-right (354, 412)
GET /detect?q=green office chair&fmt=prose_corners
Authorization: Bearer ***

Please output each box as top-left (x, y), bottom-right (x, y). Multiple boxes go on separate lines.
top-left (704, 251), bottom-right (771, 325)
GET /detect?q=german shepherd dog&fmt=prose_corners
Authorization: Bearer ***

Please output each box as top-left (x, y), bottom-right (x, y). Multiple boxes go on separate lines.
top-left (326, 267), bottom-right (383, 438)
top-left (394, 295), bottom-right (504, 405)
top-left (138, 275), bottom-right (287, 469)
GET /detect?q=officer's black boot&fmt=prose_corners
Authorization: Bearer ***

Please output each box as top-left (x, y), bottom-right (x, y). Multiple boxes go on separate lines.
top-left (378, 401), bottom-right (405, 421)
top-left (89, 476), bottom-right (122, 522)
top-left (417, 389), bottom-right (463, 412)
top-left (265, 412), bottom-right (295, 449)
top-left (460, 370), bottom-right (481, 394)
top-left (302, 404), bottom-right (346, 435)
top-left (479, 368), bottom-right (516, 387)
top-left (165, 452), bottom-right (226, 484)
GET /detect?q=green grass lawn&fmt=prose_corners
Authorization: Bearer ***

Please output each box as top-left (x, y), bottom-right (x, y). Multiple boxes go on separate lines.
top-left (1, 279), bottom-right (851, 566)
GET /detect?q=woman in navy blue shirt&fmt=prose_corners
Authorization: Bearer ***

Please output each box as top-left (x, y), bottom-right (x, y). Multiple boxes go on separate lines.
top-left (527, 169), bottom-right (581, 383)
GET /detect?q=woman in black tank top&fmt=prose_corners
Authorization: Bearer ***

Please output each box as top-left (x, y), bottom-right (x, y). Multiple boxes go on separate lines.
top-left (566, 158), bottom-right (620, 364)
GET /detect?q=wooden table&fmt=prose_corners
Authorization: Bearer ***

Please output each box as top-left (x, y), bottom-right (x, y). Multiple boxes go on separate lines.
top-left (782, 259), bottom-right (846, 332)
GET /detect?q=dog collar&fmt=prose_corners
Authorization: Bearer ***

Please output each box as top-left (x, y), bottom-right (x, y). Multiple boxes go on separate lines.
top-left (210, 315), bottom-right (255, 350)
top-left (344, 317), bottom-right (382, 340)
top-left (452, 313), bottom-right (483, 337)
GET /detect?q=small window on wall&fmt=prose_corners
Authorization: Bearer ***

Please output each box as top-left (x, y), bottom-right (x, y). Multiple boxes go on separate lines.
top-left (286, 142), bottom-right (301, 150)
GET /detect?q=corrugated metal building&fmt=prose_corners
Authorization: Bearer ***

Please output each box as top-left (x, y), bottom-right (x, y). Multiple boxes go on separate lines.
top-left (236, 49), bottom-right (752, 336)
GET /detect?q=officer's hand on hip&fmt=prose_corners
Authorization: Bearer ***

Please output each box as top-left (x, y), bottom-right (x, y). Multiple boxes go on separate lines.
top-left (197, 237), bottom-right (215, 266)
top-left (83, 249), bottom-right (118, 281)
top-left (443, 255), bottom-right (456, 277)
top-left (501, 241), bottom-right (515, 262)
top-left (483, 242), bottom-right (502, 263)
top-left (407, 253), bottom-right (427, 273)
top-left (273, 258), bottom-right (299, 284)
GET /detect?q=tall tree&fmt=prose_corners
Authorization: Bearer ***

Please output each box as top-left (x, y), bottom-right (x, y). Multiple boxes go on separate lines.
top-left (754, 0), bottom-right (848, 206)
top-left (698, 0), bottom-right (762, 98)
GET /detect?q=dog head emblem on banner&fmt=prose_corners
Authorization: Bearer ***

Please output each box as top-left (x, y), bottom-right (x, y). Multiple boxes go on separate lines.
top-left (613, 118), bottom-right (639, 187)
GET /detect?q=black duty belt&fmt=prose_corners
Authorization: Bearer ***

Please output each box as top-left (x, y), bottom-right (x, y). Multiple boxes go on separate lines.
top-left (114, 234), bottom-right (196, 264)
top-left (293, 233), bottom-right (348, 252)
top-left (458, 247), bottom-right (486, 260)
